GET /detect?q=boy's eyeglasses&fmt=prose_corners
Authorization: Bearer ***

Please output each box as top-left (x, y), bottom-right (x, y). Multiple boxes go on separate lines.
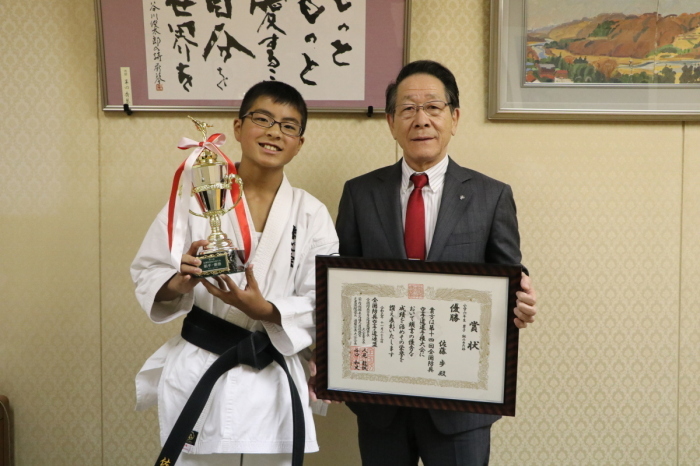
top-left (395, 100), bottom-right (450, 119)
top-left (242, 112), bottom-right (303, 137)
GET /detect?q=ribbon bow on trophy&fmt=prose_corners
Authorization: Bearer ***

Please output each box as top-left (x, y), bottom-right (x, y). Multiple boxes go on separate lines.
top-left (177, 133), bottom-right (227, 159)
top-left (167, 117), bottom-right (251, 276)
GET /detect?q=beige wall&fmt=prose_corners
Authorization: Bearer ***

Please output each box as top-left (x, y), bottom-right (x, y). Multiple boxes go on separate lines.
top-left (1, 0), bottom-right (699, 464)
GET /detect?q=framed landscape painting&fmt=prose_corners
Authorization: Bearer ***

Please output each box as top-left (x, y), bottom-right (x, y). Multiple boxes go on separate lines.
top-left (489, 0), bottom-right (700, 120)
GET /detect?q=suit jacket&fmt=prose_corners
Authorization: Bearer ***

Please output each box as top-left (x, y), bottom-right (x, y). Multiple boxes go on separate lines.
top-left (335, 157), bottom-right (523, 435)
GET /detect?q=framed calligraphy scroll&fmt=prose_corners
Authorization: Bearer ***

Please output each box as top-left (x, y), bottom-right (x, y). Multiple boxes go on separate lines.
top-left (315, 256), bottom-right (522, 416)
top-left (96, 0), bottom-right (410, 112)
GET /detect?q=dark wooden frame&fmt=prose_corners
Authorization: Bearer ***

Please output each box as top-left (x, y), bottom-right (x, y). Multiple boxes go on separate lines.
top-left (315, 256), bottom-right (522, 416)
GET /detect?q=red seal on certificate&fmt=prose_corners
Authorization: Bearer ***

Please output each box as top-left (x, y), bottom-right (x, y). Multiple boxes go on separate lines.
top-left (350, 346), bottom-right (375, 372)
top-left (408, 283), bottom-right (424, 299)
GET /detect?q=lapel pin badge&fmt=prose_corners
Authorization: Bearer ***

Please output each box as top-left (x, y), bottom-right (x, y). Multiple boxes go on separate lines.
top-left (459, 195), bottom-right (465, 200)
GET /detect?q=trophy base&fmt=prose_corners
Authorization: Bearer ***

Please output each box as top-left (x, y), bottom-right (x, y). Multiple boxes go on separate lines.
top-left (195, 249), bottom-right (245, 277)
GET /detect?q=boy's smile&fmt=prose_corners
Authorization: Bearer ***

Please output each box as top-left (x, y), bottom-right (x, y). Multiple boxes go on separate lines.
top-left (260, 142), bottom-right (281, 152)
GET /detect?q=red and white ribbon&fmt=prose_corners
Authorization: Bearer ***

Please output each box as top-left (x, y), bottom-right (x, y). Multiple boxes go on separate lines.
top-left (167, 133), bottom-right (251, 271)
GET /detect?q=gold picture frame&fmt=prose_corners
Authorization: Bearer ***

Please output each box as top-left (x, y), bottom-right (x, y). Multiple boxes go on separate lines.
top-left (489, 0), bottom-right (700, 120)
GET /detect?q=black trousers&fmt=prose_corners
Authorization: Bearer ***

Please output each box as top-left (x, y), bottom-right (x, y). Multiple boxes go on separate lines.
top-left (356, 407), bottom-right (491, 466)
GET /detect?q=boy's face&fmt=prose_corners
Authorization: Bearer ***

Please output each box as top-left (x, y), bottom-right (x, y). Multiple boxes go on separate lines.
top-left (234, 96), bottom-right (305, 170)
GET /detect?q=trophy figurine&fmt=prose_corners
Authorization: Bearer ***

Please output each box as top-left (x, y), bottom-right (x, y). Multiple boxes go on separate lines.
top-left (187, 117), bottom-right (245, 276)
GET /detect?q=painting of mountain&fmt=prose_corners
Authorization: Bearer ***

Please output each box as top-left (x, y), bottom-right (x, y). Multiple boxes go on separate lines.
top-left (525, 0), bottom-right (700, 84)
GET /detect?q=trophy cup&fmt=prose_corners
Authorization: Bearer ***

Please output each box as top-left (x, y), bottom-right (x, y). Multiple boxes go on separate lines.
top-left (187, 117), bottom-right (246, 276)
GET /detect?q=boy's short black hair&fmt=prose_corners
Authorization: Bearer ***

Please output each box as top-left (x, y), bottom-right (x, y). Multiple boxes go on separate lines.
top-left (385, 60), bottom-right (460, 115)
top-left (239, 81), bottom-right (308, 136)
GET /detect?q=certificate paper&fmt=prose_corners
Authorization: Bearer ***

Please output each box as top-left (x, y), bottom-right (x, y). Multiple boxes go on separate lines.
top-left (316, 257), bottom-right (522, 416)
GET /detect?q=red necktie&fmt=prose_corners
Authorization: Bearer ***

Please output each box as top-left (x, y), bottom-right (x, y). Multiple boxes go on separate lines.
top-left (405, 173), bottom-right (429, 260)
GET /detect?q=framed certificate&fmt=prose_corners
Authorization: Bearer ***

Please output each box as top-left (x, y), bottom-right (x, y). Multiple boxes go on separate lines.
top-left (315, 256), bottom-right (522, 416)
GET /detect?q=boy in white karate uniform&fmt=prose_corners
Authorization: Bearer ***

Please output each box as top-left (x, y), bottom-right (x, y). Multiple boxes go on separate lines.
top-left (131, 81), bottom-right (338, 466)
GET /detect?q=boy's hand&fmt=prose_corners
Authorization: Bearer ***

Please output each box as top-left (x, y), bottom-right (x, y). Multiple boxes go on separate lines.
top-left (155, 240), bottom-right (208, 302)
top-left (202, 264), bottom-right (282, 324)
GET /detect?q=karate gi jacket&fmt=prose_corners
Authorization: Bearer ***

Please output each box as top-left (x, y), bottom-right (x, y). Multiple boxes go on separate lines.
top-left (131, 175), bottom-right (339, 455)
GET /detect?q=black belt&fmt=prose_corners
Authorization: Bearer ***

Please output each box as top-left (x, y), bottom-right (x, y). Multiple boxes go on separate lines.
top-left (154, 305), bottom-right (305, 466)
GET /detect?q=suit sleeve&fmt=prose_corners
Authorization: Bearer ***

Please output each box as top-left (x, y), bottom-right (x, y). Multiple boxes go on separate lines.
top-left (336, 181), bottom-right (363, 257)
top-left (485, 184), bottom-right (526, 272)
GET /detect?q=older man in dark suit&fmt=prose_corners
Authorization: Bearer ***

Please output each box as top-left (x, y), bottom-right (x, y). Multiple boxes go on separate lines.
top-left (335, 60), bottom-right (538, 466)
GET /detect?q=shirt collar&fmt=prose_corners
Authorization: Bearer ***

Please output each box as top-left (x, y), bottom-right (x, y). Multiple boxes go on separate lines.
top-left (401, 155), bottom-right (450, 192)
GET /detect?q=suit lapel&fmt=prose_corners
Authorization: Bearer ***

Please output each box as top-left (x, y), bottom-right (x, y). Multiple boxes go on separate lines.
top-left (427, 158), bottom-right (473, 261)
top-left (371, 161), bottom-right (407, 259)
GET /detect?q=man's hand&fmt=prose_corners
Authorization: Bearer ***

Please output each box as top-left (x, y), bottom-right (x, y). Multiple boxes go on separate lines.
top-left (202, 264), bottom-right (282, 324)
top-left (514, 272), bottom-right (537, 329)
top-left (154, 240), bottom-right (208, 302)
top-left (308, 350), bottom-right (339, 405)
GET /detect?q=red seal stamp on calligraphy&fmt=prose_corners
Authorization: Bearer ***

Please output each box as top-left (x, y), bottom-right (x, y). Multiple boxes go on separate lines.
top-left (408, 283), bottom-right (424, 299)
top-left (350, 346), bottom-right (375, 372)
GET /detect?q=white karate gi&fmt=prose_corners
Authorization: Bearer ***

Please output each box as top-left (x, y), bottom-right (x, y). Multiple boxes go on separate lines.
top-left (131, 175), bottom-right (338, 459)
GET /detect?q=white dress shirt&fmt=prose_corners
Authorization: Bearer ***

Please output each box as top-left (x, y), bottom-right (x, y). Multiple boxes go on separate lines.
top-left (400, 155), bottom-right (449, 257)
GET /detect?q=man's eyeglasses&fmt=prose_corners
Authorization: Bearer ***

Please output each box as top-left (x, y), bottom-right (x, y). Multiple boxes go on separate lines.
top-left (242, 112), bottom-right (303, 137)
top-left (395, 100), bottom-right (450, 119)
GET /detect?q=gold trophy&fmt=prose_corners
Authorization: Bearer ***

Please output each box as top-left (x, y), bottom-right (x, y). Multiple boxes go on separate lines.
top-left (187, 117), bottom-right (245, 276)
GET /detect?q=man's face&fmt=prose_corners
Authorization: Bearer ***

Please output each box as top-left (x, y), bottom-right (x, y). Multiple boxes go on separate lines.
top-left (234, 96), bottom-right (305, 170)
top-left (387, 73), bottom-right (460, 172)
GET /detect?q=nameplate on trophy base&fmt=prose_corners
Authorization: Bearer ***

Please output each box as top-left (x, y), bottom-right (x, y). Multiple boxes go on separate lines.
top-left (197, 250), bottom-right (245, 277)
